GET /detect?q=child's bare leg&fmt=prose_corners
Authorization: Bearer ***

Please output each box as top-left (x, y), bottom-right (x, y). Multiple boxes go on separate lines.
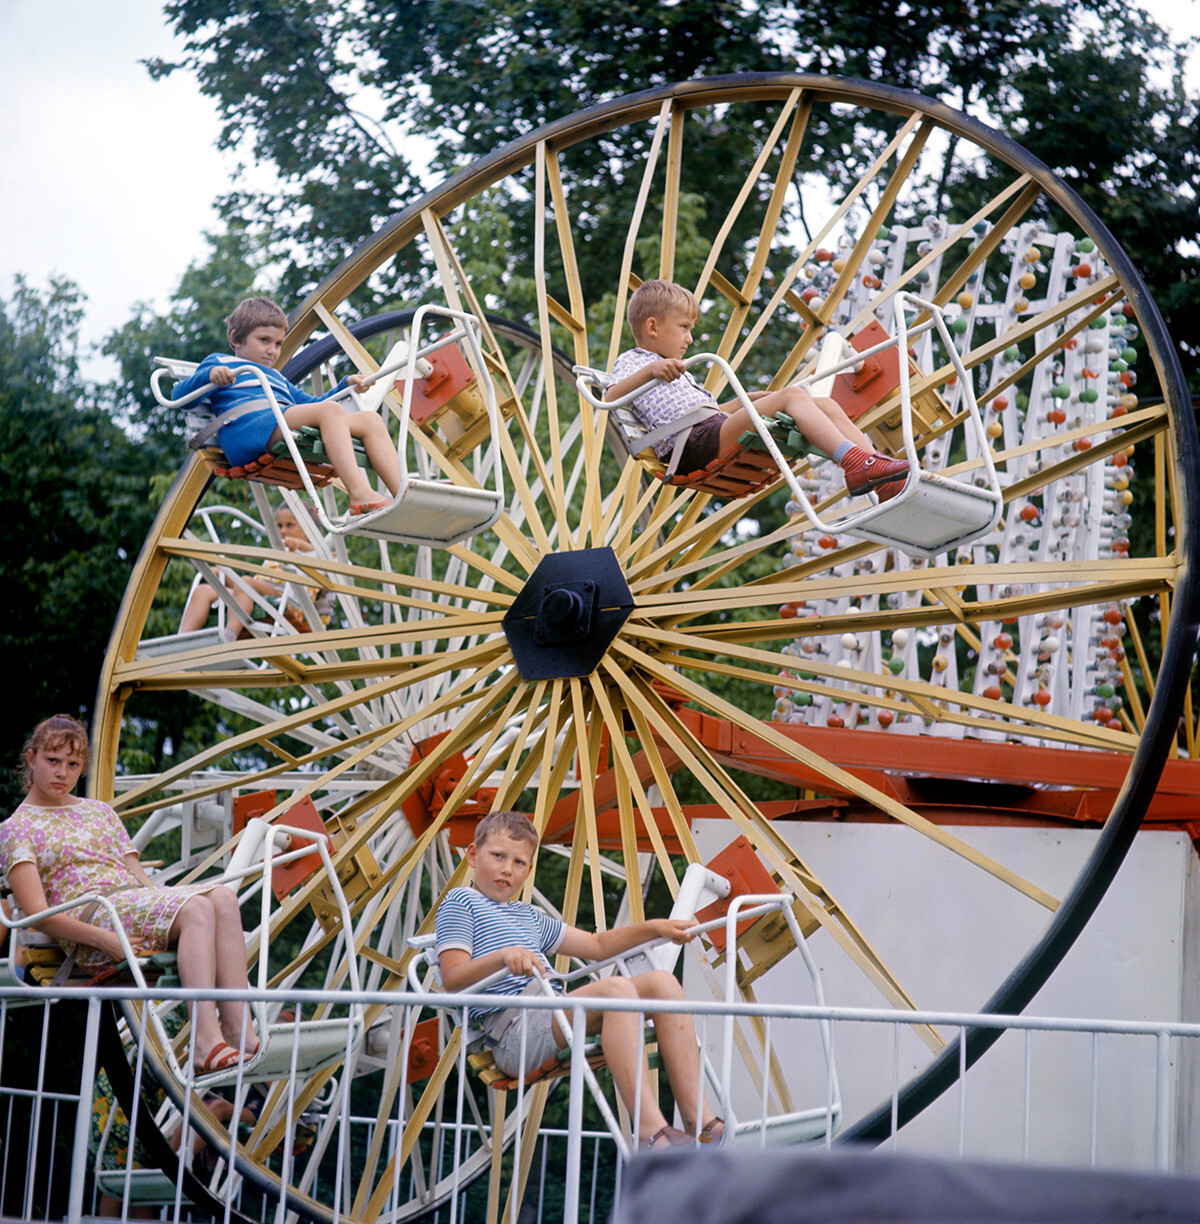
top-left (813, 394), bottom-right (873, 451)
top-left (183, 574), bottom-right (271, 636)
top-left (227, 577), bottom-right (272, 632)
top-left (180, 583), bottom-right (220, 634)
top-left (717, 390), bottom-right (848, 456)
top-left (628, 970), bottom-right (720, 1138)
top-left (719, 387), bottom-right (907, 495)
top-left (346, 411), bottom-right (401, 498)
top-left (276, 402), bottom-right (395, 505)
top-left (170, 889), bottom-right (255, 1065)
top-left (170, 894), bottom-right (227, 1066)
top-left (208, 885), bottom-right (256, 1052)
top-left (563, 978), bottom-right (673, 1143)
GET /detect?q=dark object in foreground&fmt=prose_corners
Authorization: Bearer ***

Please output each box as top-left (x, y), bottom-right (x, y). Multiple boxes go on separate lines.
top-left (614, 1148), bottom-right (1200, 1224)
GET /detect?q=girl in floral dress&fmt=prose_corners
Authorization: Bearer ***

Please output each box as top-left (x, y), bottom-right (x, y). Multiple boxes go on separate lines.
top-left (0, 715), bottom-right (257, 1075)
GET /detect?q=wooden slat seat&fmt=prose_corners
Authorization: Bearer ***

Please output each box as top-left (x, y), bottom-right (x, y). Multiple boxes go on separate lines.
top-left (466, 1045), bottom-right (609, 1092)
top-left (660, 414), bottom-right (818, 498)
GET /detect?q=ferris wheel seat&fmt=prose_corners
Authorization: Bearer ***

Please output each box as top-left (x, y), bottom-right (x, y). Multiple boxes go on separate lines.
top-left (193, 1015), bottom-right (365, 1087)
top-left (830, 469), bottom-right (1003, 559)
top-left (343, 479), bottom-right (503, 547)
top-left (93, 1168), bottom-right (196, 1206)
top-left (651, 856), bottom-right (843, 1143)
top-left (728, 1103), bottom-right (844, 1146)
top-left (135, 627), bottom-right (262, 666)
top-left (209, 425), bottom-right (370, 488)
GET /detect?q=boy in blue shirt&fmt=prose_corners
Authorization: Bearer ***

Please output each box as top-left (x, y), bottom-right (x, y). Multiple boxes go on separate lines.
top-left (436, 810), bottom-right (725, 1148)
top-left (174, 296), bottom-right (402, 514)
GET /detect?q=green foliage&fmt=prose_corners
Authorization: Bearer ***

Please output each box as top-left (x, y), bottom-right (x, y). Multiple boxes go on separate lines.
top-left (0, 279), bottom-right (158, 810)
top-left (992, 34), bottom-right (1200, 384)
top-left (151, 0), bottom-right (1197, 400)
top-left (102, 225), bottom-right (265, 469)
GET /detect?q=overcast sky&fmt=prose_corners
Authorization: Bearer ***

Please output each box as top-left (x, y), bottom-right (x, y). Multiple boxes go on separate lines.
top-left (0, 1), bottom-right (233, 377)
top-left (1, 0), bottom-right (1197, 383)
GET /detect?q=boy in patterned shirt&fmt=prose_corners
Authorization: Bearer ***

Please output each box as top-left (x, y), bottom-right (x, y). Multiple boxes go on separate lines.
top-left (435, 810), bottom-right (725, 1148)
top-left (607, 279), bottom-right (908, 498)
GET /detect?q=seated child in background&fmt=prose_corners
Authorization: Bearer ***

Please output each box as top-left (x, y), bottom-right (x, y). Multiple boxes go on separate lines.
top-left (179, 503), bottom-right (329, 638)
top-left (173, 296), bottom-right (402, 514)
top-left (435, 810), bottom-right (725, 1149)
top-left (607, 279), bottom-right (908, 500)
top-left (1, 715), bottom-right (257, 1076)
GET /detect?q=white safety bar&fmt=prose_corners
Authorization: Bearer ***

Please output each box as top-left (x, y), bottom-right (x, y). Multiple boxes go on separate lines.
top-left (152, 304), bottom-right (505, 539)
top-left (711, 893), bottom-right (841, 1140)
top-left (893, 291), bottom-right (1002, 490)
top-left (345, 302), bottom-right (507, 532)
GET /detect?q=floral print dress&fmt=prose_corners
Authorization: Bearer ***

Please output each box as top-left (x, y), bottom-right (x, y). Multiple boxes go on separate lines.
top-left (0, 798), bottom-right (217, 971)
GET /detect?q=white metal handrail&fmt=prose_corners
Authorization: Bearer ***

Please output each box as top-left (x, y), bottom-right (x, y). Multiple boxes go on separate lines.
top-left (4, 978), bottom-right (1198, 1224)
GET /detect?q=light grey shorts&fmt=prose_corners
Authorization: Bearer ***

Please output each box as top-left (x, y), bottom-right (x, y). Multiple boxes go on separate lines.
top-left (490, 1007), bottom-right (562, 1077)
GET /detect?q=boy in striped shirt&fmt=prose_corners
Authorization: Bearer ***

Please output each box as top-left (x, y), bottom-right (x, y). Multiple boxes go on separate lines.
top-left (435, 810), bottom-right (724, 1148)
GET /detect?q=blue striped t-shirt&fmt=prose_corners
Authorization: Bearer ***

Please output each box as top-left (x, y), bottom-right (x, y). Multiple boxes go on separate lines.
top-left (435, 887), bottom-right (565, 1020)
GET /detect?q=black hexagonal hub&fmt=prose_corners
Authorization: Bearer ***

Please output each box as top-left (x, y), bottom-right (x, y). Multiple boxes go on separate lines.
top-left (502, 548), bottom-right (635, 681)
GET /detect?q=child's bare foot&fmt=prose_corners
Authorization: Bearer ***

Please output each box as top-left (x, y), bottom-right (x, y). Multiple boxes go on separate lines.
top-left (221, 1026), bottom-right (260, 1059)
top-left (196, 1042), bottom-right (241, 1075)
top-left (349, 497), bottom-right (390, 516)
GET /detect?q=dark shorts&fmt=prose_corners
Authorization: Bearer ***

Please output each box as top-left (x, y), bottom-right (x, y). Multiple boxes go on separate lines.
top-left (674, 414), bottom-right (725, 473)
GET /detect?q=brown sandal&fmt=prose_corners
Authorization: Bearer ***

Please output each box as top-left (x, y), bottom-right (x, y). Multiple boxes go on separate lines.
top-left (640, 1124), bottom-right (693, 1150)
top-left (698, 1117), bottom-right (725, 1144)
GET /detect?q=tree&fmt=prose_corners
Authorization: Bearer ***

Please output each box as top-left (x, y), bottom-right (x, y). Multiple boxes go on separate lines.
top-left (103, 223), bottom-right (265, 470)
top-left (990, 33), bottom-right (1200, 375)
top-left (0, 279), bottom-right (158, 810)
top-left (151, 0), bottom-right (1197, 393)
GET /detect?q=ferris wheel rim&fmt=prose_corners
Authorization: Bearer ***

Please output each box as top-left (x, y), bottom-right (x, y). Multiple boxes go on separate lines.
top-left (88, 72), bottom-right (1200, 1190)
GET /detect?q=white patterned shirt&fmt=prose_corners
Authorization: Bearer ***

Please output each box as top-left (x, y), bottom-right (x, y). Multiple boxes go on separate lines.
top-left (611, 347), bottom-right (722, 458)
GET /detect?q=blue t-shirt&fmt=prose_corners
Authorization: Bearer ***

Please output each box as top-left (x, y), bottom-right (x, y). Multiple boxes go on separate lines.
top-left (435, 887), bottom-right (565, 1020)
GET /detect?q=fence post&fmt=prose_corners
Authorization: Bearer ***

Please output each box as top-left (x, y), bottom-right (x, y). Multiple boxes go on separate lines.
top-left (67, 995), bottom-right (103, 1224)
top-left (563, 1005), bottom-right (588, 1224)
top-left (1155, 1029), bottom-right (1171, 1171)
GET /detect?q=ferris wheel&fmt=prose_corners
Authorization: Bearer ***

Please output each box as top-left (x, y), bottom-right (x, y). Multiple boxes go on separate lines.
top-left (89, 74), bottom-right (1197, 1221)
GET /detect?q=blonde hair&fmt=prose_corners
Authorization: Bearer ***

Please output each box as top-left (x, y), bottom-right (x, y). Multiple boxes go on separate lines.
top-left (225, 296), bottom-right (288, 345)
top-left (472, 810), bottom-right (539, 851)
top-left (20, 714), bottom-right (90, 790)
top-left (627, 280), bottom-right (699, 342)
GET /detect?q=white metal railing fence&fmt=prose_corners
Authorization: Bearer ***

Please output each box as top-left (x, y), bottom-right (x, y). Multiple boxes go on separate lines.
top-left (1, 983), bottom-right (1197, 1224)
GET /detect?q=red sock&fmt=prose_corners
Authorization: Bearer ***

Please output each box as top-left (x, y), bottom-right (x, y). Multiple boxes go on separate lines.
top-left (837, 446), bottom-right (873, 478)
